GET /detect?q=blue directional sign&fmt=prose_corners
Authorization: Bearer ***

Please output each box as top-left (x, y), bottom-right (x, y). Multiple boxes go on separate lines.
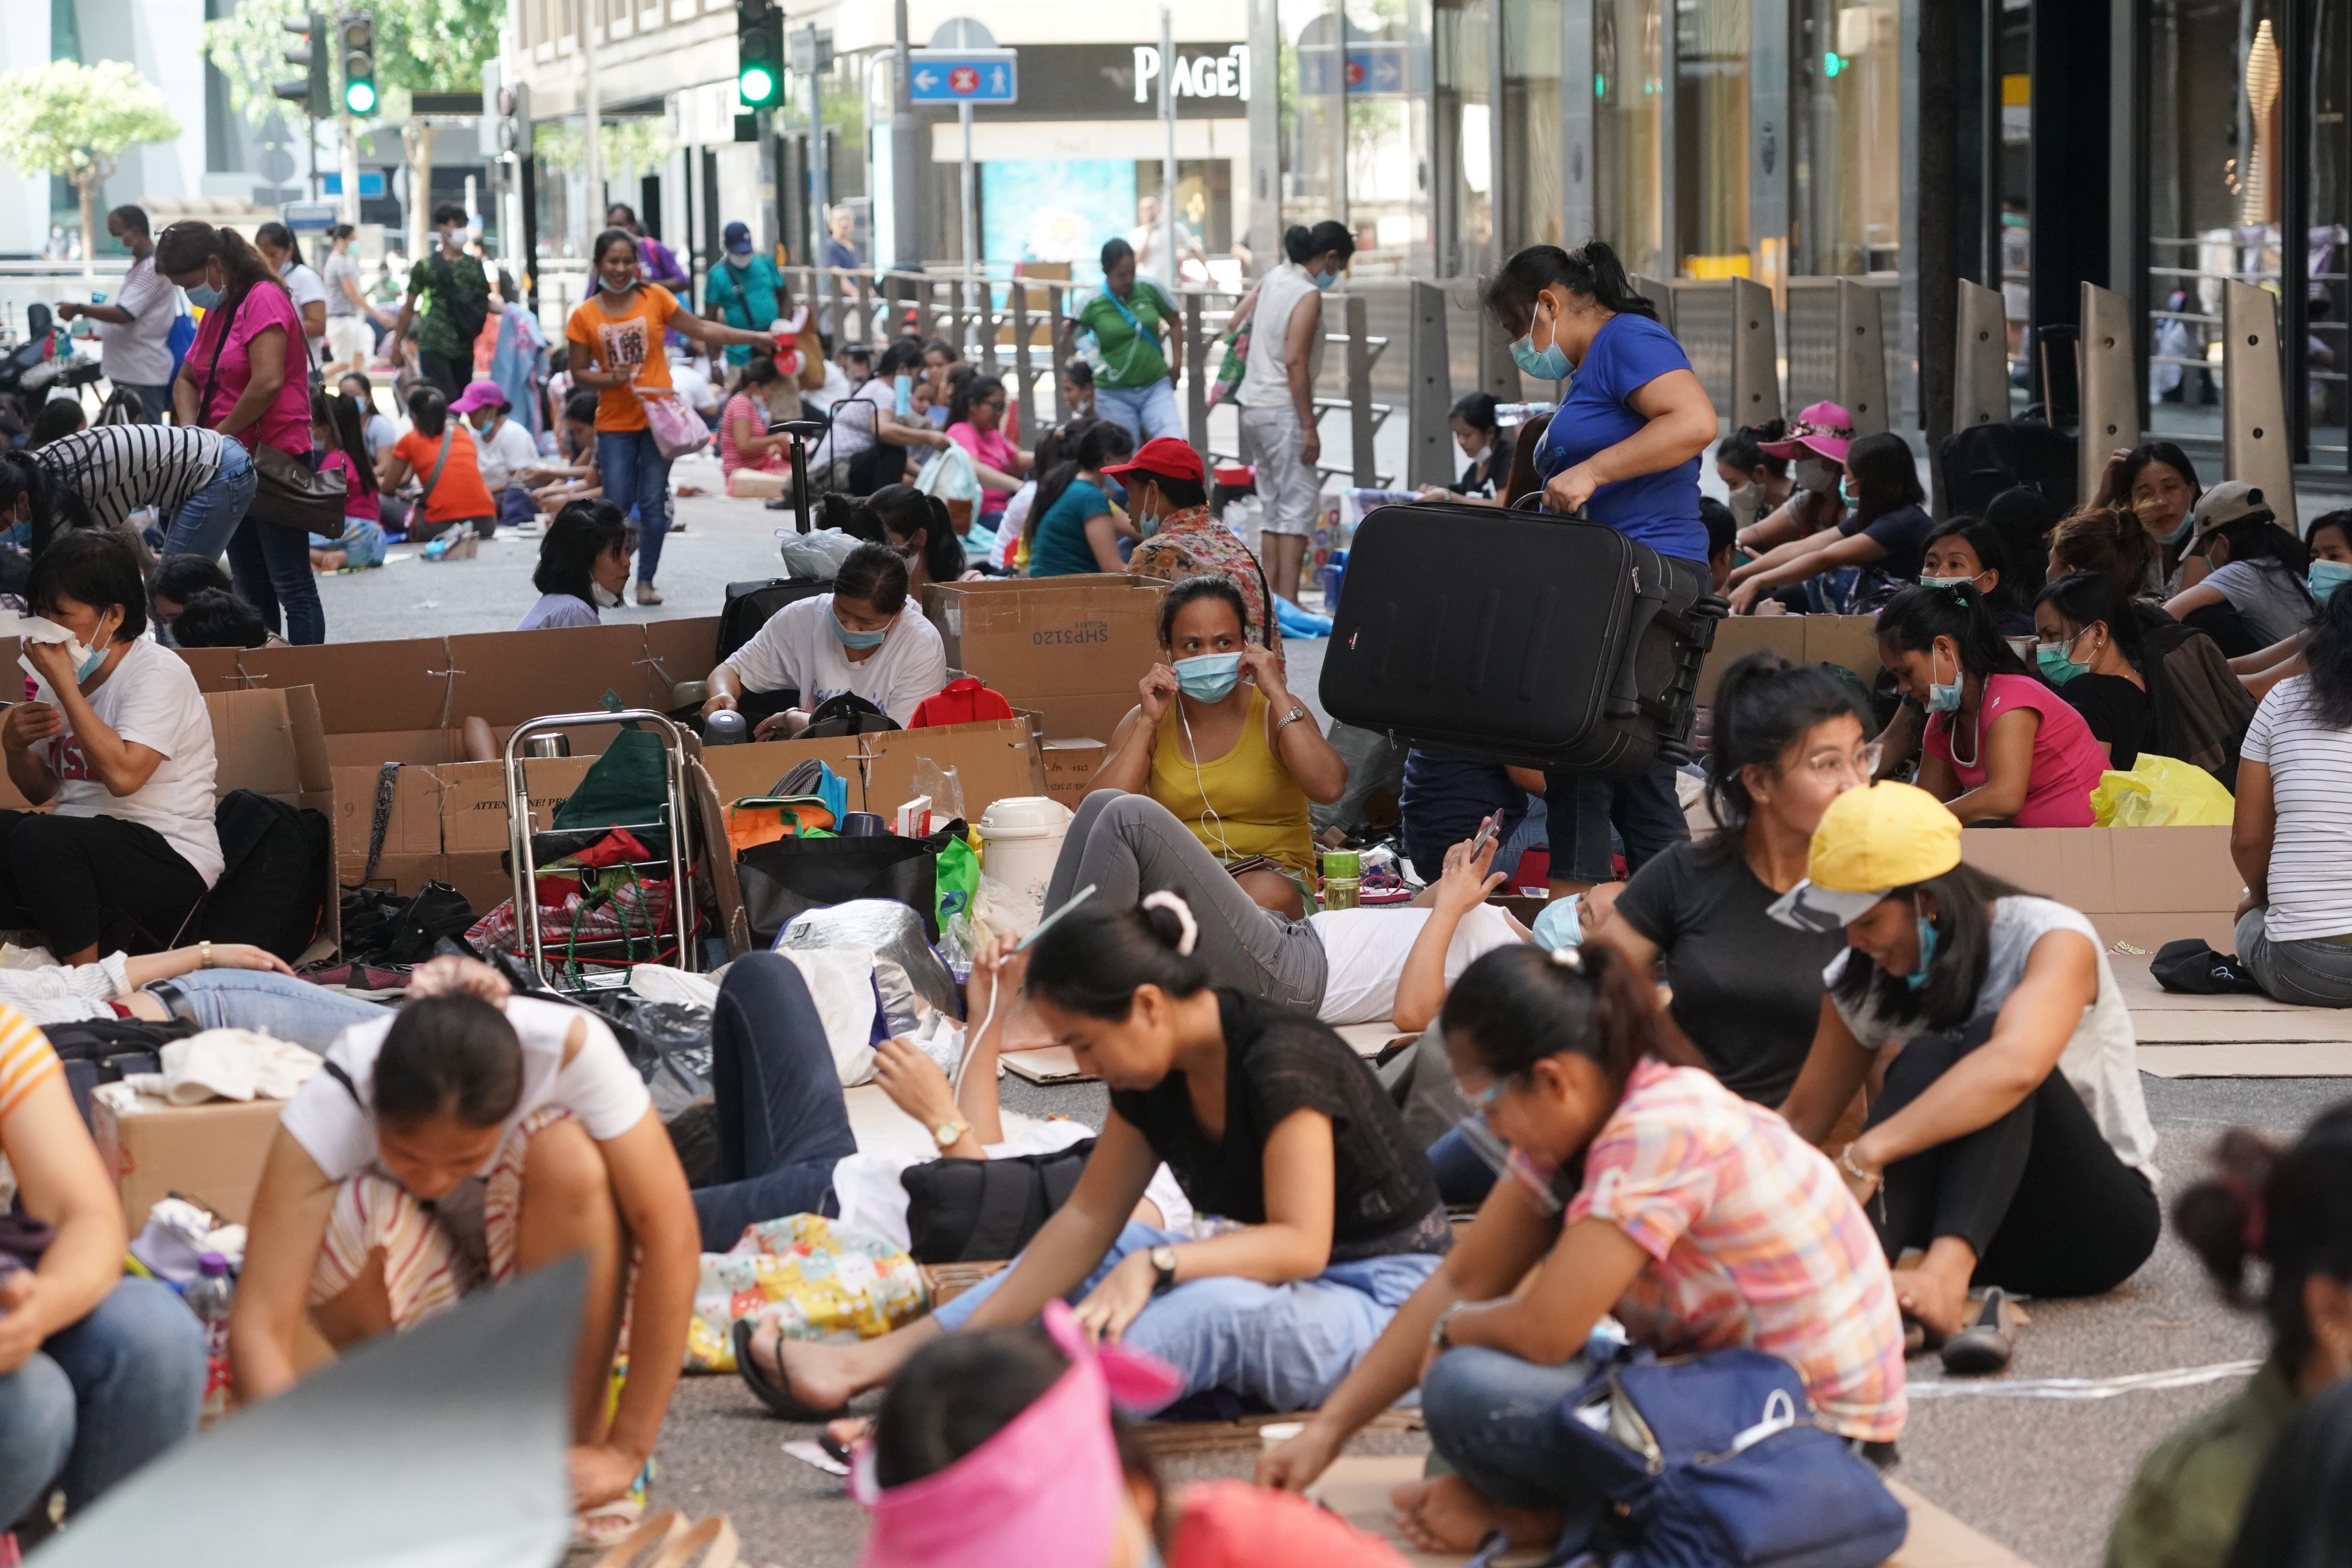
top-left (1296, 42), bottom-right (1423, 97)
top-left (907, 48), bottom-right (1018, 105)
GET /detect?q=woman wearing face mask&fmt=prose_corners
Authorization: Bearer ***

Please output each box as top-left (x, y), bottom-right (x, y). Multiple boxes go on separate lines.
top-left (1775, 783), bottom-right (2160, 1366)
top-left (2234, 510), bottom-right (2352, 700)
top-left (1920, 517), bottom-right (2034, 637)
top-left (1875, 582), bottom-right (2107, 826)
top-left (2090, 440), bottom-right (2203, 593)
top-left (1237, 221), bottom-right (1355, 603)
top-left (1728, 403), bottom-right (1856, 554)
top-left (567, 227), bottom-right (783, 607)
top-left (1094, 577), bottom-right (1342, 896)
top-left (0, 531), bottom-right (221, 965)
top-left (1414, 391), bottom-right (1513, 507)
top-left (1711, 418), bottom-right (1793, 539)
top-left (2033, 571), bottom-right (2149, 766)
top-left (1727, 431), bottom-right (1932, 615)
top-left (702, 542), bottom-right (948, 737)
top-left (519, 499), bottom-right (633, 631)
top-left (2165, 483), bottom-right (2315, 658)
top-left (813, 338), bottom-right (952, 494)
top-left (1028, 420), bottom-right (1139, 577)
top-left (1123, 439), bottom-right (1285, 654)
top-left (871, 484), bottom-right (977, 590)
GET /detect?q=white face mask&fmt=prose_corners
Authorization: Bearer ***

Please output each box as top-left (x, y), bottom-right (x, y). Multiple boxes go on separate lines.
top-left (592, 581), bottom-right (625, 608)
top-left (1794, 456), bottom-right (1843, 496)
top-left (1728, 484), bottom-right (1765, 528)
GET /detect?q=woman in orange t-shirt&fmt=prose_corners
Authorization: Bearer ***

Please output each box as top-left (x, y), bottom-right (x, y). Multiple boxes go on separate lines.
top-left (377, 383), bottom-right (499, 542)
top-left (567, 226), bottom-right (783, 604)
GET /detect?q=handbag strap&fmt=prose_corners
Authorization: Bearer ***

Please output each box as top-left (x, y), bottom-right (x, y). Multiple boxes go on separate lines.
top-left (357, 760), bottom-right (401, 887)
top-left (416, 426), bottom-right (455, 505)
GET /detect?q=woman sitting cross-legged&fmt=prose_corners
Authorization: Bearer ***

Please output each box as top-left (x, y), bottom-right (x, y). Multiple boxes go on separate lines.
top-left (231, 956), bottom-right (700, 1531)
top-left (739, 894), bottom-right (1454, 1422)
top-left (1775, 782), bottom-right (2161, 1369)
top-left (1256, 941), bottom-right (1905, 1555)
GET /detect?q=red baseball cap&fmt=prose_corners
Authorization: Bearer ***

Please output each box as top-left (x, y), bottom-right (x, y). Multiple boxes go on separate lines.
top-left (1101, 437), bottom-right (1206, 486)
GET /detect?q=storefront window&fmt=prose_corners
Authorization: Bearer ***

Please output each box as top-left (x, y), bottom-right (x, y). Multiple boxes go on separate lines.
top-left (1283, 0), bottom-right (1348, 236)
top-left (1790, 0), bottom-right (1901, 277)
top-left (1674, 0), bottom-right (1748, 275)
top-left (1432, 0), bottom-right (1492, 276)
top-left (1502, 0), bottom-right (1564, 254)
top-left (1346, 0), bottom-right (1427, 276)
top-left (1594, 0), bottom-right (1666, 279)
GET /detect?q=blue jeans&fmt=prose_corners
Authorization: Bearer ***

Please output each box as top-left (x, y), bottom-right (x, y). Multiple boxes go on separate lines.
top-left (690, 953), bottom-right (855, 1252)
top-left (159, 968), bottom-right (389, 1051)
top-left (933, 1221), bottom-right (1443, 1412)
top-left (1420, 1346), bottom-right (1604, 1514)
top-left (1094, 380), bottom-right (1186, 445)
top-left (0, 1277), bottom-right (204, 1525)
top-left (160, 438), bottom-right (256, 562)
top-left (227, 512), bottom-right (326, 644)
top-left (598, 428), bottom-right (674, 584)
top-left (1544, 759), bottom-right (1689, 885)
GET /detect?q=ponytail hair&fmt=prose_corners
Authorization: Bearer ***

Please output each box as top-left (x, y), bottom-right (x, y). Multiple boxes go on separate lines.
top-left (2304, 573), bottom-right (2352, 729)
top-left (1704, 651), bottom-right (1865, 835)
top-left (1283, 221), bottom-right (1355, 267)
top-left (2173, 1106), bottom-right (2352, 1380)
top-left (1874, 581), bottom-right (2029, 680)
top-left (1024, 898), bottom-right (1211, 1020)
top-left (1484, 241), bottom-right (1657, 331)
top-left (1438, 943), bottom-right (1699, 1092)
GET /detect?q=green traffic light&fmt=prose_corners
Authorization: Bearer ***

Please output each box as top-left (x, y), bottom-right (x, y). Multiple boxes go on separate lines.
top-left (345, 80), bottom-right (376, 114)
top-left (740, 65), bottom-right (776, 103)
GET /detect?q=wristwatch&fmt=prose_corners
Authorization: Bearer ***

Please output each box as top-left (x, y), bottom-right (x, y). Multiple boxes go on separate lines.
top-left (1149, 1245), bottom-right (1180, 1295)
top-left (1430, 1302), bottom-right (1464, 1349)
top-left (1272, 702), bottom-right (1309, 735)
top-left (931, 1117), bottom-right (971, 1151)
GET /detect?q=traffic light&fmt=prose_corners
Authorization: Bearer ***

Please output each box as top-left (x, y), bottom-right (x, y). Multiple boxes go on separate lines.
top-left (275, 12), bottom-right (331, 120)
top-left (338, 13), bottom-right (376, 117)
top-left (737, 0), bottom-right (784, 110)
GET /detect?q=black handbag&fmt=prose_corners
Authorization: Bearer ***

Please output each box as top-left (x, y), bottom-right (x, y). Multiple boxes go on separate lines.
top-left (735, 818), bottom-right (962, 947)
top-left (899, 1140), bottom-right (1096, 1264)
top-left (196, 284), bottom-right (348, 534)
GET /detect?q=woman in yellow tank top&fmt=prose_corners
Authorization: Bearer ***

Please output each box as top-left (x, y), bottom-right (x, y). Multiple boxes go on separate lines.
top-left (1093, 577), bottom-right (1347, 903)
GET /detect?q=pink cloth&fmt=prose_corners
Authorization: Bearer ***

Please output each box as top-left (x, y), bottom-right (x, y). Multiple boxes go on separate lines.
top-left (947, 421), bottom-right (1018, 511)
top-left (853, 1301), bottom-right (1181, 1568)
top-left (1923, 671), bottom-right (2107, 827)
top-left (190, 283), bottom-right (312, 457)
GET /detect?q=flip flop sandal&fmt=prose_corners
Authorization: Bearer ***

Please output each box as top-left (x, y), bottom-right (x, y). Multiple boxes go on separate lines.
top-left (589, 1510), bottom-right (686, 1568)
top-left (1940, 1287), bottom-right (2018, 1376)
top-left (732, 1319), bottom-right (849, 1421)
top-left (644, 1518), bottom-right (740, 1568)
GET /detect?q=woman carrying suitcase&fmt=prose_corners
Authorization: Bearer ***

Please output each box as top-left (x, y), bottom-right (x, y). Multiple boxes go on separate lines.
top-left (1483, 244), bottom-right (1718, 899)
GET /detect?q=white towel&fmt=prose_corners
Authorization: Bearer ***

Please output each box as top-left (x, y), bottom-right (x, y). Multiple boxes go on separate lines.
top-left (122, 1029), bottom-right (323, 1105)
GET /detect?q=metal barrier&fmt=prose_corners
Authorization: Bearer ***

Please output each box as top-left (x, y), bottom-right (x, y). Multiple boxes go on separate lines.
top-left (1954, 280), bottom-right (2009, 431)
top-left (2078, 283), bottom-right (2141, 506)
top-left (2224, 280), bottom-right (2298, 534)
top-left (1786, 276), bottom-right (1898, 432)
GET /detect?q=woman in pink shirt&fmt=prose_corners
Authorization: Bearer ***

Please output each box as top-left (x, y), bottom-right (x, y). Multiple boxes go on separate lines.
top-left (719, 355), bottom-right (794, 486)
top-left (1876, 582), bottom-right (2107, 827)
top-left (158, 222), bottom-right (325, 644)
top-left (944, 373), bottom-right (1030, 530)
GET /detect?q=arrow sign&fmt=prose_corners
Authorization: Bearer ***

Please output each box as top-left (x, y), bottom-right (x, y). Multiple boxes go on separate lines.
top-left (906, 47), bottom-right (1018, 105)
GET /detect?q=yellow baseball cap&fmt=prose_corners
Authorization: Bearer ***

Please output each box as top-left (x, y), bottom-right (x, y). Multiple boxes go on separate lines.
top-left (1766, 782), bottom-right (1963, 932)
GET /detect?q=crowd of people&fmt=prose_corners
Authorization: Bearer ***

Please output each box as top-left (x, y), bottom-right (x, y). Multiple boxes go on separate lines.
top-left (9, 199), bottom-right (2352, 1568)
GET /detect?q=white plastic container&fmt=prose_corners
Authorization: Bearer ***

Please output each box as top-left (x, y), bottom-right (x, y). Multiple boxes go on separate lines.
top-left (974, 795), bottom-right (1074, 921)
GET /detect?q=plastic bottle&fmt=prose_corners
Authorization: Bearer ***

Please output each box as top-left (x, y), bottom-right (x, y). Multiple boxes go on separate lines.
top-left (185, 1252), bottom-right (235, 1425)
top-left (1494, 401), bottom-right (1557, 428)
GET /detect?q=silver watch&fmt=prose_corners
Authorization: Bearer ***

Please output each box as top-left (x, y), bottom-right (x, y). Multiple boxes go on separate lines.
top-left (1273, 702), bottom-right (1309, 733)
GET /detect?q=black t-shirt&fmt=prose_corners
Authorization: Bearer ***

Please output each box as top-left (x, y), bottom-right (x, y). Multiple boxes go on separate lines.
top-left (1610, 838), bottom-right (1847, 1103)
top-left (2061, 672), bottom-right (2149, 770)
top-left (1109, 990), bottom-right (1450, 1260)
top-left (1840, 502), bottom-right (1937, 581)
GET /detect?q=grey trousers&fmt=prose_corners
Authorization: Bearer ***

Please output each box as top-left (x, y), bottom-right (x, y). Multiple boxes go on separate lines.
top-left (1045, 791), bottom-right (1329, 1011)
top-left (2237, 906), bottom-right (2352, 1007)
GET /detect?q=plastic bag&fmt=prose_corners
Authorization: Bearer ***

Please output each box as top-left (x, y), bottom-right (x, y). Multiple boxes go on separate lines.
top-left (937, 833), bottom-right (979, 938)
top-left (573, 991), bottom-right (712, 1117)
top-left (777, 526), bottom-right (866, 580)
top-left (2090, 752), bottom-right (2237, 827)
top-left (685, 1214), bottom-right (929, 1372)
top-left (778, 895), bottom-right (962, 1042)
top-left (913, 441), bottom-right (982, 504)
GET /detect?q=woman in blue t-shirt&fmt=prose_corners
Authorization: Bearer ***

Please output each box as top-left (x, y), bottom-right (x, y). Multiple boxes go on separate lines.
top-left (1025, 419), bottom-right (1137, 577)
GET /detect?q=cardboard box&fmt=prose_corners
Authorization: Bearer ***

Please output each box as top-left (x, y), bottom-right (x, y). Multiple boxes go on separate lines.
top-left (1040, 737), bottom-right (1108, 806)
top-left (1959, 824), bottom-right (2244, 948)
top-left (335, 755), bottom-right (598, 910)
top-left (91, 1089), bottom-right (287, 1234)
top-left (1696, 615), bottom-right (1882, 702)
top-left (698, 717), bottom-right (1046, 826)
top-left (921, 577), bottom-right (1168, 743)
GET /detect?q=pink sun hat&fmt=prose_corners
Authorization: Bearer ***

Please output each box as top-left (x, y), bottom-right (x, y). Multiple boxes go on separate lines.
top-left (852, 1301), bottom-right (1184, 1568)
top-left (1758, 399), bottom-right (1855, 465)
top-left (448, 379), bottom-right (510, 415)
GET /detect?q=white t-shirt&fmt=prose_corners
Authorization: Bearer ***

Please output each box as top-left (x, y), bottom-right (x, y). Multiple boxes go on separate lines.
top-left (723, 593), bottom-right (948, 725)
top-left (2204, 559), bottom-right (2316, 648)
top-left (1309, 905), bottom-right (1523, 1026)
top-left (32, 637), bottom-right (222, 886)
top-left (362, 411), bottom-right (400, 460)
top-left (281, 263), bottom-right (329, 365)
top-left (99, 254), bottom-right (179, 387)
top-left (473, 414), bottom-right (542, 491)
top-left (811, 380), bottom-right (887, 473)
top-left (1827, 895), bottom-right (2157, 1177)
top-left (831, 1112), bottom-right (1194, 1251)
top-left (280, 996), bottom-right (652, 1182)
top-left (2243, 675), bottom-right (2352, 939)
top-left (669, 360), bottom-right (720, 415)
top-left (804, 361), bottom-right (852, 415)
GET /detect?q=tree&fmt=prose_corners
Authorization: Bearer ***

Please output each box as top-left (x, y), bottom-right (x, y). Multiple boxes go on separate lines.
top-left (204, 0), bottom-right (498, 258)
top-left (0, 61), bottom-right (180, 281)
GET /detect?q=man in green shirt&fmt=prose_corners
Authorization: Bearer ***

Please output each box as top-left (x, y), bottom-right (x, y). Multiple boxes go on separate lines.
top-left (389, 201), bottom-right (491, 400)
top-left (1058, 237), bottom-right (1185, 443)
top-left (703, 221), bottom-right (787, 369)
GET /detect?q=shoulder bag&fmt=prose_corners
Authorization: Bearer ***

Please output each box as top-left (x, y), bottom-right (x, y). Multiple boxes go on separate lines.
top-left (899, 1140), bottom-right (1097, 1264)
top-left (196, 285), bottom-right (347, 534)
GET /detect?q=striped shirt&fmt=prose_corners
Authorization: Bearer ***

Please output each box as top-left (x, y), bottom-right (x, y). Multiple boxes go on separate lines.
top-left (1557, 1059), bottom-right (1907, 1442)
top-left (2243, 675), bottom-right (2352, 940)
top-left (0, 1002), bottom-right (61, 1124)
top-left (37, 425), bottom-right (229, 532)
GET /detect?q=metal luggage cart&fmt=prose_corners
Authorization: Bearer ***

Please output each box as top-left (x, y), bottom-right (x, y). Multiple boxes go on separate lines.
top-left (503, 710), bottom-right (699, 992)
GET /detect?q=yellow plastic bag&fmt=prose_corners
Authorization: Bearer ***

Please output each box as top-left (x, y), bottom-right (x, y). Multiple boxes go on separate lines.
top-left (684, 1213), bottom-right (930, 1373)
top-left (2089, 754), bottom-right (2236, 827)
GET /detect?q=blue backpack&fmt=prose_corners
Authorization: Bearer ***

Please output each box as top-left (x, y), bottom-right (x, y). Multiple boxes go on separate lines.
top-left (1531, 1347), bottom-right (1909, 1568)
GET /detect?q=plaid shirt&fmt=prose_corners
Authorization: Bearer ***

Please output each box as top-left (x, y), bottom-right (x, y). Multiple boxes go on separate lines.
top-left (1127, 506), bottom-right (1282, 656)
top-left (1563, 1059), bottom-right (1908, 1442)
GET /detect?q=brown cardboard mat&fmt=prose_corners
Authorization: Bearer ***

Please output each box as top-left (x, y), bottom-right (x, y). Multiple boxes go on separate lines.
top-left (1306, 1457), bottom-right (2034, 1567)
top-left (2139, 1041), bottom-right (2352, 1077)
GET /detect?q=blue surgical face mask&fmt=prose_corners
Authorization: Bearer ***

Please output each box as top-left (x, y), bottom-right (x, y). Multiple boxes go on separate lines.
top-left (1312, 269), bottom-right (1338, 291)
top-left (596, 274), bottom-right (638, 296)
top-left (2036, 636), bottom-right (2090, 686)
top-left (1918, 576), bottom-right (1973, 592)
top-left (832, 611), bottom-right (889, 650)
top-left (1171, 651), bottom-right (1241, 702)
top-left (1905, 897), bottom-right (1940, 991)
top-left (1924, 644), bottom-right (1963, 714)
top-left (893, 373), bottom-right (913, 417)
top-left (2163, 511), bottom-right (2195, 547)
top-left (2312, 559), bottom-right (2352, 602)
top-left (186, 281), bottom-right (219, 310)
top-left (1509, 299), bottom-right (1573, 381)
top-left (1838, 477), bottom-right (1859, 507)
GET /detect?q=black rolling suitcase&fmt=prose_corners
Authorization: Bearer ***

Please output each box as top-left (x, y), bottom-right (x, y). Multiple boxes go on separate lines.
top-left (717, 576), bottom-right (835, 662)
top-left (1319, 500), bottom-right (1726, 780)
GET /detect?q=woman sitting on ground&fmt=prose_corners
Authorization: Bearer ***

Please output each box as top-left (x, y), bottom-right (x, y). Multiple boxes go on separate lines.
top-left (1728, 429), bottom-right (1932, 615)
top-left (148, 555), bottom-right (233, 644)
top-left (2090, 439), bottom-right (2202, 593)
top-left (1123, 438), bottom-right (1284, 648)
top-left (1876, 582), bottom-right (2107, 826)
top-left (0, 1001), bottom-right (204, 1538)
top-left (1921, 515), bottom-right (2034, 637)
top-left (0, 531), bottom-right (221, 962)
top-left (1094, 577), bottom-right (1344, 905)
top-left (517, 500), bottom-right (633, 632)
top-left (1415, 391), bottom-right (1514, 507)
top-left (2228, 584), bottom-right (2352, 1008)
top-left (871, 484), bottom-right (978, 590)
top-left (2033, 570), bottom-right (2150, 767)
top-left (308, 389), bottom-right (385, 573)
top-left (2106, 1107), bottom-right (2352, 1568)
top-left (740, 895), bottom-right (1454, 1422)
top-left (717, 356), bottom-right (795, 486)
top-left (2234, 510), bottom-right (2352, 701)
top-left (1025, 419), bottom-right (1138, 578)
top-left (520, 390), bottom-right (605, 513)
top-left (944, 373), bottom-right (1031, 534)
top-left (1257, 941), bottom-right (1905, 1555)
top-left (701, 542), bottom-right (949, 735)
top-left (1731, 402), bottom-right (1853, 555)
top-left (1712, 417), bottom-right (1796, 540)
top-left (379, 384), bottom-right (498, 544)
top-left (2165, 484), bottom-right (2315, 658)
top-left (1775, 783), bottom-right (2160, 1365)
top-left (233, 956), bottom-right (699, 1530)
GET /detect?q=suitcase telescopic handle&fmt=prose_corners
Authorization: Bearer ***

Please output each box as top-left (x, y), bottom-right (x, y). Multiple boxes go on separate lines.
top-left (1511, 493), bottom-right (1593, 522)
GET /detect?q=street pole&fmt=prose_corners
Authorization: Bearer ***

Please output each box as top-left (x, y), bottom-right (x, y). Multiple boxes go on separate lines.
top-left (806, 27), bottom-right (828, 283)
top-left (583, 0), bottom-right (602, 248)
top-left (757, 107), bottom-right (779, 257)
top-left (337, 115), bottom-right (362, 227)
top-left (960, 99), bottom-right (977, 327)
top-left (309, 115), bottom-right (322, 202)
top-left (1159, 7), bottom-right (1177, 286)
top-left (893, 0), bottom-right (920, 271)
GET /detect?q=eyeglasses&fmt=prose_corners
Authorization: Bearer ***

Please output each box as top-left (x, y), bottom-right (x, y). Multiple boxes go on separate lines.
top-left (1799, 741), bottom-right (1882, 783)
